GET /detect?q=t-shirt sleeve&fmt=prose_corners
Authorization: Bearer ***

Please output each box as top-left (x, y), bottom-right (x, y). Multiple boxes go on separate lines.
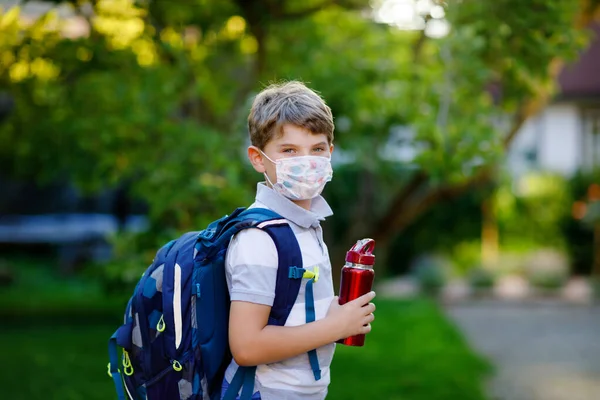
top-left (225, 228), bottom-right (278, 306)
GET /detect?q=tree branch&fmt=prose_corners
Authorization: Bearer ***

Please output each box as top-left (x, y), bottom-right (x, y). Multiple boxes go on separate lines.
top-left (371, 170), bottom-right (428, 241)
top-left (276, 1), bottom-right (337, 20)
top-left (369, 1), bottom-right (600, 247)
top-left (365, 17), bottom-right (436, 242)
top-left (504, 59), bottom-right (564, 147)
top-left (226, 17), bottom-right (268, 131)
top-left (374, 167), bottom-right (494, 244)
top-left (224, 0), bottom-right (370, 131)
top-left (503, 102), bottom-right (531, 148)
top-left (371, 93), bottom-right (535, 246)
top-left (578, 0), bottom-right (600, 28)
top-left (274, 0), bottom-right (366, 20)
top-left (341, 167), bottom-right (376, 245)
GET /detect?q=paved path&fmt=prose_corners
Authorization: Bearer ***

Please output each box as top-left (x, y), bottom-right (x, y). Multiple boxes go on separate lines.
top-left (445, 301), bottom-right (600, 400)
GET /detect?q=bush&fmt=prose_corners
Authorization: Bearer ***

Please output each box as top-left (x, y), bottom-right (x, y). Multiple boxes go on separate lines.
top-left (468, 267), bottom-right (495, 289)
top-left (523, 249), bottom-right (569, 289)
top-left (0, 258), bottom-right (14, 287)
top-left (561, 171), bottom-right (600, 275)
top-left (498, 173), bottom-right (571, 250)
top-left (386, 186), bottom-right (491, 276)
top-left (450, 240), bottom-right (482, 276)
top-left (92, 229), bottom-right (176, 295)
top-left (410, 254), bottom-right (450, 295)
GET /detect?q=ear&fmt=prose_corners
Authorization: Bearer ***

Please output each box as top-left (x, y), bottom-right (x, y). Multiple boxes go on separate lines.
top-left (329, 143), bottom-right (335, 156)
top-left (247, 146), bottom-right (266, 173)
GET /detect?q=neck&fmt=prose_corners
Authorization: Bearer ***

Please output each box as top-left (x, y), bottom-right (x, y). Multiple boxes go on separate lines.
top-left (292, 198), bottom-right (312, 211)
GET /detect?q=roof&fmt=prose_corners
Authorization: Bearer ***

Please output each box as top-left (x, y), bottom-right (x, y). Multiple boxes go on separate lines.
top-left (558, 23), bottom-right (600, 100)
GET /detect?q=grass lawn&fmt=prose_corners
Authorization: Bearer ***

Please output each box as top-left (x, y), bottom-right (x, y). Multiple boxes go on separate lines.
top-left (0, 257), bottom-right (491, 399)
top-left (329, 299), bottom-right (491, 400)
top-left (0, 299), bottom-right (490, 400)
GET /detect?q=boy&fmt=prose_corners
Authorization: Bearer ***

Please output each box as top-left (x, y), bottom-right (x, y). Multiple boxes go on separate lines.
top-left (222, 81), bottom-right (376, 400)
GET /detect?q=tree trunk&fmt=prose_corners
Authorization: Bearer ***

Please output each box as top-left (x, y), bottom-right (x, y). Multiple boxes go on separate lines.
top-left (481, 195), bottom-right (499, 268)
top-left (357, 1), bottom-right (600, 279)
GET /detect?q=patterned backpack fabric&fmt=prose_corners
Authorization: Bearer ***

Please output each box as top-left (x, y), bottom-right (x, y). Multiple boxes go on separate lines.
top-left (107, 207), bottom-right (305, 400)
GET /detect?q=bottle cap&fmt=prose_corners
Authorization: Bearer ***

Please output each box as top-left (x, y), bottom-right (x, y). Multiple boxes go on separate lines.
top-left (345, 238), bottom-right (376, 266)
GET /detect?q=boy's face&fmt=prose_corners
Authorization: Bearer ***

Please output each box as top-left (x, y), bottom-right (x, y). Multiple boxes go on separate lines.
top-left (248, 123), bottom-right (334, 186)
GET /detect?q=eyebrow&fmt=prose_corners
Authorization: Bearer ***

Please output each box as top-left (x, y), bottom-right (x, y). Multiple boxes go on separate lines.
top-left (278, 142), bottom-right (328, 148)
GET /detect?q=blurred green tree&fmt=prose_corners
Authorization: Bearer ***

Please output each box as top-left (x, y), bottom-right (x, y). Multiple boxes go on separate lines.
top-left (0, 0), bottom-right (599, 277)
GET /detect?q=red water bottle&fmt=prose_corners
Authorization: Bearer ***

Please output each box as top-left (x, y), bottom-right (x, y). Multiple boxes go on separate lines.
top-left (337, 238), bottom-right (376, 346)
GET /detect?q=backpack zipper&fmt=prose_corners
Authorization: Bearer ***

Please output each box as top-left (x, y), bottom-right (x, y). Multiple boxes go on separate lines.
top-left (144, 352), bottom-right (192, 387)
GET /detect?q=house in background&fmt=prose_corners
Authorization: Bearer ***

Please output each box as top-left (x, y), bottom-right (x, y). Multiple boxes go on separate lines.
top-left (507, 24), bottom-right (600, 180)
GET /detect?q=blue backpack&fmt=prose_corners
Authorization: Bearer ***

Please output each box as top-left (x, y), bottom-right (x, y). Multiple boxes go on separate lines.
top-left (108, 207), bottom-right (321, 400)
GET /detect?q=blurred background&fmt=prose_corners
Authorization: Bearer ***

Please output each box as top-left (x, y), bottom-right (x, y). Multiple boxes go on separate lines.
top-left (1, 0), bottom-right (600, 399)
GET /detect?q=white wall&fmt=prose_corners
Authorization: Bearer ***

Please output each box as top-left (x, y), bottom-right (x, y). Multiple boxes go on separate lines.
top-left (507, 103), bottom-right (582, 178)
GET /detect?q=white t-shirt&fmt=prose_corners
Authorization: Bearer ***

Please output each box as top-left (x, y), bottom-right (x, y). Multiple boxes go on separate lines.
top-left (224, 183), bottom-right (336, 400)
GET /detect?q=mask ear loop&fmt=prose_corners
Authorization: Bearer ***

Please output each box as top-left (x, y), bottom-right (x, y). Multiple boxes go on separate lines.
top-left (264, 172), bottom-right (276, 188)
top-left (259, 149), bottom-right (278, 165)
top-left (259, 149), bottom-right (278, 188)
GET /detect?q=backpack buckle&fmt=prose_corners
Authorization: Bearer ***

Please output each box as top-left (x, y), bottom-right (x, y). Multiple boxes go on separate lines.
top-left (303, 266), bottom-right (319, 283)
top-left (288, 266), bottom-right (305, 279)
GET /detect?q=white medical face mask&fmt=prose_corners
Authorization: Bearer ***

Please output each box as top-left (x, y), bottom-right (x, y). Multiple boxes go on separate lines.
top-left (260, 151), bottom-right (333, 200)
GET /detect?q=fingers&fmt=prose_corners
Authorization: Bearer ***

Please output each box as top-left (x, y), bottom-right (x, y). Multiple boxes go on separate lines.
top-left (350, 291), bottom-right (376, 306)
top-left (361, 323), bottom-right (372, 334)
top-left (355, 303), bottom-right (375, 317)
top-left (363, 313), bottom-right (375, 324)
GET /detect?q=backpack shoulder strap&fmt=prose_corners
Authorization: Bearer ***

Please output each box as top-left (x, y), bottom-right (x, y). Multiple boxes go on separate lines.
top-left (258, 221), bottom-right (303, 326)
top-left (224, 209), bottom-right (304, 400)
top-left (239, 208), bottom-right (303, 326)
top-left (242, 209), bottom-right (321, 381)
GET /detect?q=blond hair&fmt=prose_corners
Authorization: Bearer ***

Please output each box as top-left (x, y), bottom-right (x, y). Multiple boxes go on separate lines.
top-left (248, 81), bottom-right (334, 149)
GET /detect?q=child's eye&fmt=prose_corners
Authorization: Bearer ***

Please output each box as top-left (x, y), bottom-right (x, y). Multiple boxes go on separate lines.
top-left (283, 148), bottom-right (295, 154)
top-left (313, 147), bottom-right (326, 152)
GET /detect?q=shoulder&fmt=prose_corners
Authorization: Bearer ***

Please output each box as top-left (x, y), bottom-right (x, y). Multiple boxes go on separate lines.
top-left (230, 227), bottom-right (275, 249)
top-left (227, 204), bottom-right (295, 263)
top-left (226, 227), bottom-right (278, 268)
